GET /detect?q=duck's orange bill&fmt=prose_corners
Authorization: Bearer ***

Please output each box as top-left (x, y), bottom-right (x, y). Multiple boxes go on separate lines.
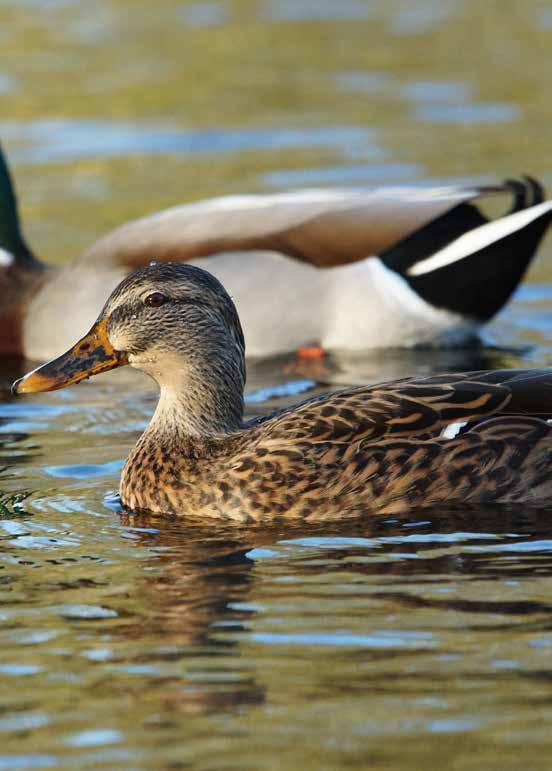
top-left (12, 318), bottom-right (128, 395)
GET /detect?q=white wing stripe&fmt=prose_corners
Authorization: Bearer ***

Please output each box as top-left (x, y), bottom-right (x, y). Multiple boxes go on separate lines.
top-left (407, 201), bottom-right (552, 277)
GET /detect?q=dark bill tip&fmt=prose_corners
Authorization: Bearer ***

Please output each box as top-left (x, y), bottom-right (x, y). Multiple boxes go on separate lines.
top-left (11, 318), bottom-right (128, 396)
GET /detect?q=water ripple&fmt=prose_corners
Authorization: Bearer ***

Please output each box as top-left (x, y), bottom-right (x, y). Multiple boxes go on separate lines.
top-left (1, 120), bottom-right (374, 164)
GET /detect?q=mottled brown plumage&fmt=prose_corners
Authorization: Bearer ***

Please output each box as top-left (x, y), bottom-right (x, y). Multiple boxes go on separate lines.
top-left (13, 264), bottom-right (552, 521)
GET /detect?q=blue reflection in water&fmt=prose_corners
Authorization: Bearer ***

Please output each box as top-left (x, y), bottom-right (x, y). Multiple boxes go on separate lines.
top-left (45, 459), bottom-right (124, 479)
top-left (180, 1), bottom-right (227, 27)
top-left (249, 630), bottom-right (435, 648)
top-left (0, 756), bottom-right (57, 771)
top-left (1, 120), bottom-right (375, 164)
top-left (414, 102), bottom-right (519, 124)
top-left (246, 380), bottom-right (316, 404)
top-left (264, 0), bottom-right (375, 22)
top-left (264, 162), bottom-right (422, 188)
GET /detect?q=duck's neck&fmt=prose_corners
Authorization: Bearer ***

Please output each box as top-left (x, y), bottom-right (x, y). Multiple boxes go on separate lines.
top-left (139, 352), bottom-right (245, 450)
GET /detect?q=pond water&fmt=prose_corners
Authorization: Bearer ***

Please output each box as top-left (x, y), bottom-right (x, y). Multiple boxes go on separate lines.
top-left (1, 0), bottom-right (552, 769)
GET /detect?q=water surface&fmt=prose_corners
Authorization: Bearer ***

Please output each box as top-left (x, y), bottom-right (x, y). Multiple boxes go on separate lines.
top-left (0, 0), bottom-right (552, 768)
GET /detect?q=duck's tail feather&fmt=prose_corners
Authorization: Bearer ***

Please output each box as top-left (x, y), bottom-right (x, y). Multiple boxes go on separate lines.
top-left (0, 140), bottom-right (37, 267)
top-left (380, 176), bottom-right (551, 321)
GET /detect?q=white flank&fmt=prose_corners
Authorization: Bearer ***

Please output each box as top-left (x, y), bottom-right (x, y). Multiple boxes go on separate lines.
top-left (407, 200), bottom-right (552, 277)
top-left (0, 247), bottom-right (14, 267)
top-left (321, 257), bottom-right (478, 351)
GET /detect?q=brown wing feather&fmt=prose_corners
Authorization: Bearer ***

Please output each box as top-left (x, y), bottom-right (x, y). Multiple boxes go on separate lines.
top-left (234, 369), bottom-right (552, 516)
top-left (255, 369), bottom-right (552, 447)
top-left (78, 184), bottom-right (508, 270)
top-left (326, 417), bottom-right (552, 515)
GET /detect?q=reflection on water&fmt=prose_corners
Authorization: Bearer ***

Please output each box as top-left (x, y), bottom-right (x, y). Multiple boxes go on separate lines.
top-left (263, 161), bottom-right (422, 187)
top-left (0, 0), bottom-right (552, 768)
top-left (0, 120), bottom-right (375, 165)
top-left (264, 0), bottom-right (374, 22)
top-left (4, 469), bottom-right (552, 768)
top-left (413, 102), bottom-right (519, 125)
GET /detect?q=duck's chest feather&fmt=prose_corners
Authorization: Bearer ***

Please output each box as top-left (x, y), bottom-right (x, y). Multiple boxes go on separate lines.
top-left (120, 435), bottom-right (228, 519)
top-left (119, 433), bottom-right (313, 520)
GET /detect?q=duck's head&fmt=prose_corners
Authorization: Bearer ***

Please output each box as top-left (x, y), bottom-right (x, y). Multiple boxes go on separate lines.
top-left (13, 263), bottom-right (247, 429)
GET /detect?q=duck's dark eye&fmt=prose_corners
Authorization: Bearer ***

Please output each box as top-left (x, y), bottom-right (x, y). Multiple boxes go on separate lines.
top-left (144, 291), bottom-right (168, 308)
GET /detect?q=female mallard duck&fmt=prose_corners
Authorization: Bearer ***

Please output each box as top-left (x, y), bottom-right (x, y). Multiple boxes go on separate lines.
top-left (1, 141), bottom-right (551, 359)
top-left (12, 263), bottom-right (552, 520)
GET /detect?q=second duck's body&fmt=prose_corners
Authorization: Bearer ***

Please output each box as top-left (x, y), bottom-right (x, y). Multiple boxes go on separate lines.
top-left (1, 140), bottom-right (551, 359)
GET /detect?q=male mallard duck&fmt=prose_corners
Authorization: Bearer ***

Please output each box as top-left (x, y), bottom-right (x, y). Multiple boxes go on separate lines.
top-left (13, 263), bottom-right (552, 520)
top-left (1, 141), bottom-right (551, 359)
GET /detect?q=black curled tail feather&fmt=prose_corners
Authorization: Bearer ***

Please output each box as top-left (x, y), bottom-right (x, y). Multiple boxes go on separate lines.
top-left (380, 176), bottom-right (551, 321)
